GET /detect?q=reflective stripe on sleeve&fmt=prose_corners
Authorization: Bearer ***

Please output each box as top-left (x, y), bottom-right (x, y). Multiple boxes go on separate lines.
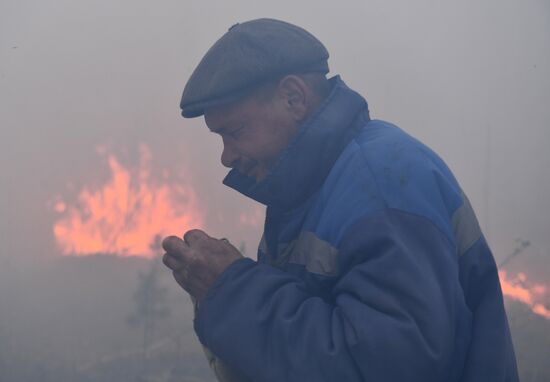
top-left (277, 231), bottom-right (339, 276)
top-left (452, 192), bottom-right (482, 257)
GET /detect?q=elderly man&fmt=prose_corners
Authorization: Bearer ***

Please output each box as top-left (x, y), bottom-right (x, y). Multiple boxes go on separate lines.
top-left (162, 18), bottom-right (518, 382)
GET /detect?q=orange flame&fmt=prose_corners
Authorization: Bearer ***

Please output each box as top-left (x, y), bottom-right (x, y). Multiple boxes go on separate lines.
top-left (52, 145), bottom-right (203, 257)
top-left (499, 270), bottom-right (550, 320)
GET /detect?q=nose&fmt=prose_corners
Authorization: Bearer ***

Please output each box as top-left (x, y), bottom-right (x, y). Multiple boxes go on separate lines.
top-left (220, 139), bottom-right (240, 168)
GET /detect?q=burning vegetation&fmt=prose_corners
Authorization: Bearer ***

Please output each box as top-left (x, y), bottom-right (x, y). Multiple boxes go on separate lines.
top-left (500, 271), bottom-right (550, 320)
top-left (52, 145), bottom-right (203, 258)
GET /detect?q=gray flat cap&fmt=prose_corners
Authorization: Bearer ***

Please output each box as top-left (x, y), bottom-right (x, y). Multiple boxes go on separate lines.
top-left (180, 18), bottom-right (329, 118)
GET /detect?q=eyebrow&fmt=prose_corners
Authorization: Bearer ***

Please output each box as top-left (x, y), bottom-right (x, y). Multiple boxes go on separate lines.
top-left (209, 120), bottom-right (242, 135)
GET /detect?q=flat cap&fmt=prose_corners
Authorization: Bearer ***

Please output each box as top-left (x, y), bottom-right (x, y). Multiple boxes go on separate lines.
top-left (180, 18), bottom-right (329, 118)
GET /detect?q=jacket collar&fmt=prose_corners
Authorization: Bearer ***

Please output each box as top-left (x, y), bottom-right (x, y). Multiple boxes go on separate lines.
top-left (223, 76), bottom-right (369, 210)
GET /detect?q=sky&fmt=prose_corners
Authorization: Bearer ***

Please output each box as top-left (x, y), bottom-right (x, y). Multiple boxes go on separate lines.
top-left (1, 0), bottom-right (549, 277)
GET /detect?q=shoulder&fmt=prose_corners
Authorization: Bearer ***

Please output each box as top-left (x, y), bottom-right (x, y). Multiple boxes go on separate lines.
top-left (312, 120), bottom-right (464, 246)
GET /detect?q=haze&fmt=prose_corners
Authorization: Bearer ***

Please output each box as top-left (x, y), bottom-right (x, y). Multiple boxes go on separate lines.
top-left (1, 0), bottom-right (549, 380)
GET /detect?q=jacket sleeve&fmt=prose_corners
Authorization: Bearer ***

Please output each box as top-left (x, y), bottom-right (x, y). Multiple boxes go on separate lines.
top-left (202, 345), bottom-right (253, 382)
top-left (190, 296), bottom-right (253, 382)
top-left (194, 208), bottom-right (470, 382)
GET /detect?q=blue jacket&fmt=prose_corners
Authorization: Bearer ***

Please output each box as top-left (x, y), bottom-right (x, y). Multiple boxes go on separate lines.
top-left (195, 77), bottom-right (519, 382)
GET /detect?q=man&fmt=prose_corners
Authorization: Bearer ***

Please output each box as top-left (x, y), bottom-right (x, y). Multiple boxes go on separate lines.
top-left (162, 18), bottom-right (518, 382)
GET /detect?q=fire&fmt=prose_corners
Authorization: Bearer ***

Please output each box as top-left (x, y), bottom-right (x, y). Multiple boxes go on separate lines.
top-left (499, 270), bottom-right (550, 320)
top-left (52, 144), bottom-right (204, 257)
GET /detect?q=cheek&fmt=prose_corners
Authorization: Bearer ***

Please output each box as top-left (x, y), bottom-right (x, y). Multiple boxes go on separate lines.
top-left (244, 111), bottom-right (297, 164)
top-left (268, 120), bottom-right (298, 155)
top-left (254, 134), bottom-right (292, 167)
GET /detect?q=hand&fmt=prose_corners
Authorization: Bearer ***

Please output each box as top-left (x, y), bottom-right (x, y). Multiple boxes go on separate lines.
top-left (161, 229), bottom-right (244, 301)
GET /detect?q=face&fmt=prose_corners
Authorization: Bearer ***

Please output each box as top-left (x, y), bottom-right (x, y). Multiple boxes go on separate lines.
top-left (204, 90), bottom-right (300, 182)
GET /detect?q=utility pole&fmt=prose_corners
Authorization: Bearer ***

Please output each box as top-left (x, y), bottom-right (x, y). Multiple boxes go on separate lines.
top-left (499, 238), bottom-right (531, 268)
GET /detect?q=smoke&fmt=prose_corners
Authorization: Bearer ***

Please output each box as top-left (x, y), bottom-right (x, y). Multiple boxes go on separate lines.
top-left (51, 144), bottom-right (203, 257)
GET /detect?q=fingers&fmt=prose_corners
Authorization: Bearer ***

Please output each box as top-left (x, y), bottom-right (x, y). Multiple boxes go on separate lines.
top-left (161, 230), bottom-right (241, 302)
top-left (183, 229), bottom-right (209, 245)
top-left (172, 270), bottom-right (190, 292)
top-left (163, 230), bottom-right (213, 253)
top-left (162, 235), bottom-right (188, 255)
top-left (162, 252), bottom-right (185, 272)
top-left (164, 253), bottom-right (192, 294)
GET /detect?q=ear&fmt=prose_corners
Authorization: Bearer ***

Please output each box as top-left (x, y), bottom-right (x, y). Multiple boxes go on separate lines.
top-left (277, 75), bottom-right (310, 122)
